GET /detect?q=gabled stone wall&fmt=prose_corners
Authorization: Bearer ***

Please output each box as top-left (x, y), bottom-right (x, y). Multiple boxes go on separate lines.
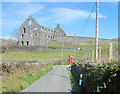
top-left (18, 16), bottom-right (66, 46)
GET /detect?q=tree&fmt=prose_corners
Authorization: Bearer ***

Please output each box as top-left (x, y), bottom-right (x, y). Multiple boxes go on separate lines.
top-left (11, 28), bottom-right (20, 41)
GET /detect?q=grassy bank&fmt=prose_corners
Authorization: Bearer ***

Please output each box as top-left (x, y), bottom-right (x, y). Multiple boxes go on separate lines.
top-left (2, 48), bottom-right (118, 63)
top-left (2, 60), bottom-right (69, 93)
top-left (2, 63), bottom-right (52, 93)
top-left (2, 42), bottom-right (118, 62)
top-left (67, 68), bottom-right (81, 92)
top-left (2, 49), bottom-right (92, 61)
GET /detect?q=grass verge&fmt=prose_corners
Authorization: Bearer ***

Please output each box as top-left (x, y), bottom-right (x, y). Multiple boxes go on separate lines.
top-left (2, 60), bottom-right (69, 93)
top-left (67, 68), bottom-right (81, 92)
top-left (2, 63), bottom-right (52, 93)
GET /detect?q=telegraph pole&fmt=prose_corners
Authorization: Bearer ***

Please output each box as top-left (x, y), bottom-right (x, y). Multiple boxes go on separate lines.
top-left (95, 0), bottom-right (99, 63)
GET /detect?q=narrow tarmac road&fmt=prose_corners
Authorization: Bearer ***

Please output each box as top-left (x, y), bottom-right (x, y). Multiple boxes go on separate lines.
top-left (21, 65), bottom-right (72, 92)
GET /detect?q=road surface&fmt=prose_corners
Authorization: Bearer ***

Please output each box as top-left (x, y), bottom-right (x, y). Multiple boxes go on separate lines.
top-left (21, 65), bottom-right (72, 92)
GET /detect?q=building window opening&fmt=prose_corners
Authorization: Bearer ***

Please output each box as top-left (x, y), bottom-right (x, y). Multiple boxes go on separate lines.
top-left (21, 41), bottom-right (24, 45)
top-left (41, 27), bottom-right (43, 31)
top-left (26, 41), bottom-right (29, 45)
top-left (22, 34), bottom-right (24, 39)
top-left (35, 34), bottom-right (38, 39)
top-left (34, 27), bottom-right (37, 31)
top-left (23, 28), bottom-right (26, 33)
top-left (45, 29), bottom-right (47, 32)
top-left (44, 34), bottom-right (47, 37)
top-left (29, 19), bottom-right (32, 25)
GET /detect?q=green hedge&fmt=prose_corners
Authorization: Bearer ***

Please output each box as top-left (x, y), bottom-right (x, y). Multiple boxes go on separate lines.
top-left (71, 60), bottom-right (120, 93)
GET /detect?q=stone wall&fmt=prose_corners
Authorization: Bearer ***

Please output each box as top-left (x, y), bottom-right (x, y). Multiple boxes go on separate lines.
top-left (7, 46), bottom-right (46, 52)
top-left (54, 36), bottom-right (118, 44)
top-left (2, 59), bottom-right (67, 65)
top-left (18, 16), bottom-right (66, 46)
top-left (48, 47), bottom-right (92, 50)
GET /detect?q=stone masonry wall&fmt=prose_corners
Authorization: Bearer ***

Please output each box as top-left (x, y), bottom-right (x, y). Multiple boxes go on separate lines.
top-left (7, 46), bottom-right (46, 52)
top-left (54, 36), bottom-right (117, 44)
top-left (18, 16), bottom-right (66, 46)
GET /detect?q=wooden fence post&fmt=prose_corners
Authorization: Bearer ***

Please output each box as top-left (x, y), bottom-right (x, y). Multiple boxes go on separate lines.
top-left (86, 54), bottom-right (88, 61)
top-left (92, 50), bottom-right (94, 63)
top-left (99, 47), bottom-right (101, 62)
top-left (89, 53), bottom-right (90, 62)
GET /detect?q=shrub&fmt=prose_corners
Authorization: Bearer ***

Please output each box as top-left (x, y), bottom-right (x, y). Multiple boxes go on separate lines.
top-left (71, 61), bottom-right (120, 93)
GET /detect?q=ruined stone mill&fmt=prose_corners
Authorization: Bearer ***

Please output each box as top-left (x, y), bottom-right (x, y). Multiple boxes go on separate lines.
top-left (7, 15), bottom-right (117, 52)
top-left (18, 16), bottom-right (66, 46)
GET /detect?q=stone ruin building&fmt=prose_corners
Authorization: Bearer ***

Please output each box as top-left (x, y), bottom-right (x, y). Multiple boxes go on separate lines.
top-left (18, 16), bottom-right (117, 47)
top-left (18, 15), bottom-right (66, 46)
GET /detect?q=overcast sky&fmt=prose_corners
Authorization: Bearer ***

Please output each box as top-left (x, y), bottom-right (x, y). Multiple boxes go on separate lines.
top-left (1, 1), bottom-right (118, 39)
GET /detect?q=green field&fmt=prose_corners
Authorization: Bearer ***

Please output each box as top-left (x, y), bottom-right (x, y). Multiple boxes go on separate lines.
top-left (2, 49), bottom-right (92, 61)
top-left (2, 42), bottom-right (118, 62)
